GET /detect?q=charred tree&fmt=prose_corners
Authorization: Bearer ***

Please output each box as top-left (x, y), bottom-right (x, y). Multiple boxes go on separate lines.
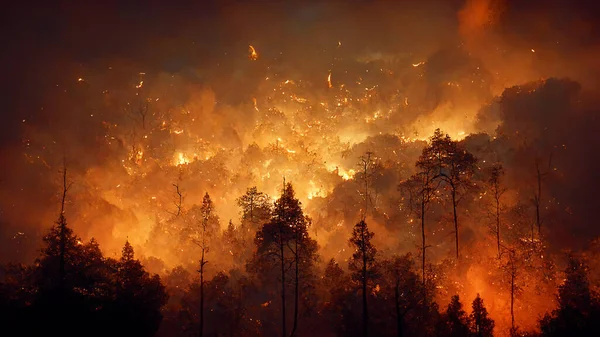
top-left (402, 160), bottom-right (438, 293)
top-left (358, 151), bottom-right (376, 220)
top-left (58, 158), bottom-right (72, 288)
top-left (236, 186), bottom-right (271, 234)
top-left (417, 129), bottom-right (476, 260)
top-left (499, 245), bottom-right (522, 334)
top-left (349, 220), bottom-right (378, 337)
top-left (488, 163), bottom-right (506, 259)
top-left (532, 154), bottom-right (551, 239)
top-left (197, 192), bottom-right (215, 337)
top-left (253, 182), bottom-right (316, 337)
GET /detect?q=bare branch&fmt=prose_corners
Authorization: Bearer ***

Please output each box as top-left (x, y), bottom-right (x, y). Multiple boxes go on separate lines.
top-left (172, 183), bottom-right (183, 217)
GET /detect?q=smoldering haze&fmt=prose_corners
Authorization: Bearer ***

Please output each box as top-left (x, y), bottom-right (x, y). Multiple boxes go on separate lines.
top-left (2, 2), bottom-right (600, 329)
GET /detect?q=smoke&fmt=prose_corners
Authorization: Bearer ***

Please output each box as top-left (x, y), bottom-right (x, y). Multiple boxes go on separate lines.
top-left (2, 0), bottom-right (600, 332)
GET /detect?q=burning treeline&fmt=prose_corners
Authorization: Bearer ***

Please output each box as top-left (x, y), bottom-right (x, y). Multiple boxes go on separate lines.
top-left (3, 0), bottom-right (600, 336)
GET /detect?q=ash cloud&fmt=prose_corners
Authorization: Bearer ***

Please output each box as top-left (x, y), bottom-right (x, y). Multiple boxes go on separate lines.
top-left (1, 0), bottom-right (600, 279)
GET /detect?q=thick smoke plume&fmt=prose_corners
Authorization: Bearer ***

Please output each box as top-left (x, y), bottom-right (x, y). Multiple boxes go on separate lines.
top-left (2, 0), bottom-right (600, 333)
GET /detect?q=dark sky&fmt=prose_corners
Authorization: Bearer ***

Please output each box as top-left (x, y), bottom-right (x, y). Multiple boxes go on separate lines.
top-left (2, 0), bottom-right (600, 261)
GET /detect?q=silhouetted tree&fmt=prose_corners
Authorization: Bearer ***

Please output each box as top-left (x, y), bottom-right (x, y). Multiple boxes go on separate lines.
top-left (438, 295), bottom-right (470, 337)
top-left (180, 272), bottom-right (244, 337)
top-left (417, 129), bottom-right (477, 260)
top-left (470, 294), bottom-right (494, 337)
top-left (540, 256), bottom-right (600, 336)
top-left (237, 186), bottom-right (271, 233)
top-left (401, 159), bottom-right (438, 291)
top-left (322, 259), bottom-right (354, 336)
top-left (357, 151), bottom-right (377, 219)
top-left (252, 182), bottom-right (316, 337)
top-left (487, 163), bottom-right (506, 259)
top-left (499, 246), bottom-right (522, 334)
top-left (531, 154), bottom-right (551, 239)
top-left (381, 254), bottom-right (424, 337)
top-left (349, 220), bottom-right (378, 337)
top-left (223, 219), bottom-right (245, 267)
top-left (197, 192), bottom-right (217, 337)
top-left (113, 240), bottom-right (169, 337)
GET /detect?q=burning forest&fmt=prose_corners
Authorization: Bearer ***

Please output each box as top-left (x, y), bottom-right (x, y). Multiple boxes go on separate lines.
top-left (2, 0), bottom-right (600, 336)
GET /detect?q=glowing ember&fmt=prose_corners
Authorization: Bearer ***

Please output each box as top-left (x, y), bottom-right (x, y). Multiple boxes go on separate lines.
top-left (249, 45), bottom-right (258, 60)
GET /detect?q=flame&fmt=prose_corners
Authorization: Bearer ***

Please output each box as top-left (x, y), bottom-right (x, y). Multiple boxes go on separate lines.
top-left (135, 150), bottom-right (143, 163)
top-left (306, 180), bottom-right (326, 200)
top-left (175, 153), bottom-right (191, 166)
top-left (249, 45), bottom-right (258, 60)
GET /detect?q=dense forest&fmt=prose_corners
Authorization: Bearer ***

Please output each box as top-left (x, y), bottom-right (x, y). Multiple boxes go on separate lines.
top-left (2, 125), bottom-right (600, 337)
top-left (3, 1), bottom-right (600, 336)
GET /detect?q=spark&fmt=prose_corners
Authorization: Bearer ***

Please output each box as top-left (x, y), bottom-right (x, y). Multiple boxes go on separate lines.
top-left (77, 78), bottom-right (84, 82)
top-left (531, 49), bottom-right (535, 53)
top-left (249, 45), bottom-right (258, 60)
top-left (337, 41), bottom-right (342, 48)
top-left (136, 80), bottom-right (144, 89)
top-left (175, 153), bottom-right (191, 166)
top-left (412, 61), bottom-right (425, 67)
top-left (327, 72), bottom-right (332, 88)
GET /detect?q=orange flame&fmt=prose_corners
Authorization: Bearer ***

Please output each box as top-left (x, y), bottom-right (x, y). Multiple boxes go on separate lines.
top-left (249, 45), bottom-right (258, 60)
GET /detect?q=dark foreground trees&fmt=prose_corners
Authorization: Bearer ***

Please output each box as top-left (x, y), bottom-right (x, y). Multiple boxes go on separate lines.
top-left (0, 219), bottom-right (168, 336)
top-left (249, 182), bottom-right (318, 337)
top-left (349, 220), bottom-right (378, 337)
top-left (540, 256), bottom-right (600, 336)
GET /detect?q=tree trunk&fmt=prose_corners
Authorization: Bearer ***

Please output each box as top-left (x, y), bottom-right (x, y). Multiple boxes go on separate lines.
top-left (452, 188), bottom-right (459, 260)
top-left (362, 228), bottom-right (369, 337)
top-left (200, 250), bottom-right (205, 337)
top-left (395, 281), bottom-right (403, 337)
top-left (290, 236), bottom-right (299, 337)
top-left (280, 238), bottom-right (287, 337)
top-left (510, 267), bottom-right (515, 333)
top-left (496, 194), bottom-right (501, 259)
top-left (59, 163), bottom-right (68, 287)
top-left (536, 165), bottom-right (542, 237)
top-left (421, 197), bottom-right (426, 293)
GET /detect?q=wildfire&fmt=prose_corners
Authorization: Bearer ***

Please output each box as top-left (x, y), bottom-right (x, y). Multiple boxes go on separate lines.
top-left (249, 45), bottom-right (258, 60)
top-left (175, 153), bottom-right (191, 166)
top-left (135, 150), bottom-right (143, 163)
